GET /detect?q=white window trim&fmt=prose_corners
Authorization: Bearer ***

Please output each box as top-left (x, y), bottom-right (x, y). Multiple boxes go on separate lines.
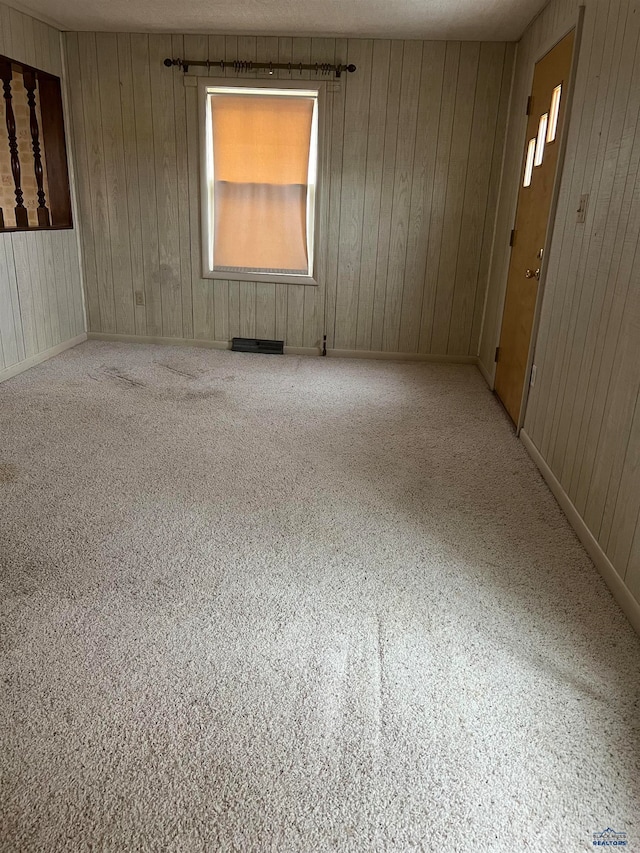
top-left (198, 76), bottom-right (328, 286)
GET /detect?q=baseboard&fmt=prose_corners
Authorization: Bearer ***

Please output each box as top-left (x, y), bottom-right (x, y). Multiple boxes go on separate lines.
top-left (0, 334), bottom-right (87, 385)
top-left (327, 348), bottom-right (478, 364)
top-left (476, 358), bottom-right (495, 389)
top-left (89, 333), bottom-right (323, 357)
top-left (88, 332), bottom-right (231, 350)
top-left (87, 335), bottom-right (480, 364)
top-left (284, 346), bottom-right (321, 356)
top-left (520, 429), bottom-right (640, 636)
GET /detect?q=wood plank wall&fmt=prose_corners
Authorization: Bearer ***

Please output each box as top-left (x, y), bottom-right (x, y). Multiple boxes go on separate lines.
top-left (479, 0), bottom-right (640, 606)
top-left (0, 2), bottom-right (85, 375)
top-left (65, 32), bottom-right (514, 354)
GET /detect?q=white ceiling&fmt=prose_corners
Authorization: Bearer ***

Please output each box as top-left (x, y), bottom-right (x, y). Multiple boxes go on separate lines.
top-left (4, 0), bottom-right (545, 41)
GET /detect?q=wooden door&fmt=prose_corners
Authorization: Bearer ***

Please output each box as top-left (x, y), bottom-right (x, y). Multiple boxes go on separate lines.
top-left (495, 30), bottom-right (575, 424)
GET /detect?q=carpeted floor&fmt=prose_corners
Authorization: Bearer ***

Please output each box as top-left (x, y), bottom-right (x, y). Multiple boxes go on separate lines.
top-left (1, 341), bottom-right (639, 852)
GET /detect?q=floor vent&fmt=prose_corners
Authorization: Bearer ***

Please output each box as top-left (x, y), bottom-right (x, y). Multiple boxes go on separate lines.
top-left (231, 337), bottom-right (284, 355)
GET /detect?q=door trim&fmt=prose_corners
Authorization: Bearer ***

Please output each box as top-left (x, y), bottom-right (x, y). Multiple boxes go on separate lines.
top-left (514, 7), bottom-right (586, 434)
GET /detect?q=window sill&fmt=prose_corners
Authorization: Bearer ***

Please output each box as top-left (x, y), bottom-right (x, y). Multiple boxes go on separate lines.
top-left (204, 270), bottom-right (318, 286)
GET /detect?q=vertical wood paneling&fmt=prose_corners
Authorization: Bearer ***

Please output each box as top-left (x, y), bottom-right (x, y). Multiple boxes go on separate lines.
top-left (333, 39), bottom-right (373, 349)
top-left (62, 231), bottom-right (79, 338)
top-left (96, 32), bottom-right (135, 336)
top-left (239, 282), bottom-right (257, 338)
top-left (78, 32), bottom-right (116, 333)
top-left (323, 37), bottom-right (347, 349)
top-left (208, 35), bottom-right (229, 77)
top-left (628, 486), bottom-right (640, 596)
top-left (431, 42), bottom-right (480, 354)
top-left (8, 8), bottom-right (25, 63)
top-left (10, 234), bottom-right (37, 358)
top-left (171, 33), bottom-right (194, 341)
top-left (447, 42), bottom-right (506, 355)
top-left (189, 34), bottom-right (215, 341)
top-left (2, 227), bottom-right (82, 366)
top-left (539, 0), bottom-right (624, 464)
top-left (213, 281), bottom-right (229, 341)
top-left (117, 32), bottom-right (147, 336)
top-left (470, 42), bottom-right (515, 355)
top-left (53, 231), bottom-right (70, 343)
top-left (51, 231), bottom-right (70, 344)
top-left (0, 239), bottom-right (22, 367)
top-left (22, 12), bottom-right (36, 66)
top-left (585, 155), bottom-right (640, 544)
top-left (370, 40), bottom-right (404, 351)
top-left (398, 42), bottom-right (445, 354)
top-left (480, 0), bottom-right (640, 614)
top-left (563, 3), bottom-right (639, 506)
top-left (33, 19), bottom-right (50, 75)
top-left (355, 39), bottom-right (391, 350)
top-left (256, 283), bottom-right (276, 340)
top-left (0, 2), bottom-right (85, 377)
top-left (303, 37), bottom-right (334, 349)
top-left (284, 38), bottom-right (312, 349)
top-left (228, 282), bottom-right (240, 338)
top-left (30, 235), bottom-right (49, 350)
top-left (419, 41), bottom-right (460, 352)
top-left (287, 285), bottom-right (306, 347)
top-left (0, 6), bottom-right (8, 56)
top-left (274, 282), bottom-right (288, 342)
top-left (131, 34), bottom-right (163, 336)
top-left (42, 232), bottom-right (59, 346)
top-left (224, 35), bottom-right (238, 78)
top-left (66, 30), bottom-right (511, 357)
top-left (381, 40), bottom-right (423, 352)
top-left (65, 31), bottom-right (100, 332)
top-left (149, 34), bottom-right (182, 338)
top-left (4, 237), bottom-right (25, 363)
top-left (71, 230), bottom-right (86, 336)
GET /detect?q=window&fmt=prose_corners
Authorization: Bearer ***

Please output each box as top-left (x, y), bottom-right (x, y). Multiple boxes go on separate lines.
top-left (199, 80), bottom-right (322, 284)
top-left (523, 138), bottom-right (536, 188)
top-left (534, 113), bottom-right (548, 166)
top-left (0, 54), bottom-right (72, 231)
top-left (547, 85), bottom-right (562, 143)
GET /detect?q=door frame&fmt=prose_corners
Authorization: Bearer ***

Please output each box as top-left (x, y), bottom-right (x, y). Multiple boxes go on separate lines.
top-left (496, 7), bottom-right (585, 434)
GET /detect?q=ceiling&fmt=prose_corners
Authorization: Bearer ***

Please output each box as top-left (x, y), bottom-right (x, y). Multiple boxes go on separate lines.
top-left (4, 0), bottom-right (545, 41)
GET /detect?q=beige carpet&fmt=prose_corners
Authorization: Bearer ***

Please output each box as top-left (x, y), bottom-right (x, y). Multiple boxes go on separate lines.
top-left (1, 341), bottom-right (639, 852)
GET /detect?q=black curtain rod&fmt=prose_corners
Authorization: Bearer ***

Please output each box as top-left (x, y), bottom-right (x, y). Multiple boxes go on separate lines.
top-left (163, 57), bottom-right (356, 78)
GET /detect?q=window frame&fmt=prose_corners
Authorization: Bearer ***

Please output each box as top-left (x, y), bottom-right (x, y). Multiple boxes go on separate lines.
top-left (198, 76), bottom-right (327, 286)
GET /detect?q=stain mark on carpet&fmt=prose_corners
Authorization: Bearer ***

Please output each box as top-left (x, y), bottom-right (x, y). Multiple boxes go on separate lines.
top-left (156, 362), bottom-right (201, 379)
top-left (0, 463), bottom-right (18, 483)
top-left (104, 366), bottom-right (145, 388)
top-left (181, 389), bottom-right (221, 401)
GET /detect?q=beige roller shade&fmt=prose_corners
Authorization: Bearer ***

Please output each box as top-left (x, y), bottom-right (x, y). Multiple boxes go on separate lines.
top-left (210, 93), bottom-right (314, 273)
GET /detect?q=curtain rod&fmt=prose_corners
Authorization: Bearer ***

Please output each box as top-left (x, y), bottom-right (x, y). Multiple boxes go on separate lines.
top-left (163, 58), bottom-right (356, 78)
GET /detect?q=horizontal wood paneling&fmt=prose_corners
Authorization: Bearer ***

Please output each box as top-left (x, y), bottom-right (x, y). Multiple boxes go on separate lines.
top-left (66, 32), bottom-right (512, 355)
top-left (479, 0), bottom-right (640, 616)
top-left (0, 2), bottom-right (85, 373)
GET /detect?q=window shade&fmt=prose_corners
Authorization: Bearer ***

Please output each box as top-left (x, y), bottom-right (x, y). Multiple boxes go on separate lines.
top-left (210, 94), bottom-right (314, 274)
